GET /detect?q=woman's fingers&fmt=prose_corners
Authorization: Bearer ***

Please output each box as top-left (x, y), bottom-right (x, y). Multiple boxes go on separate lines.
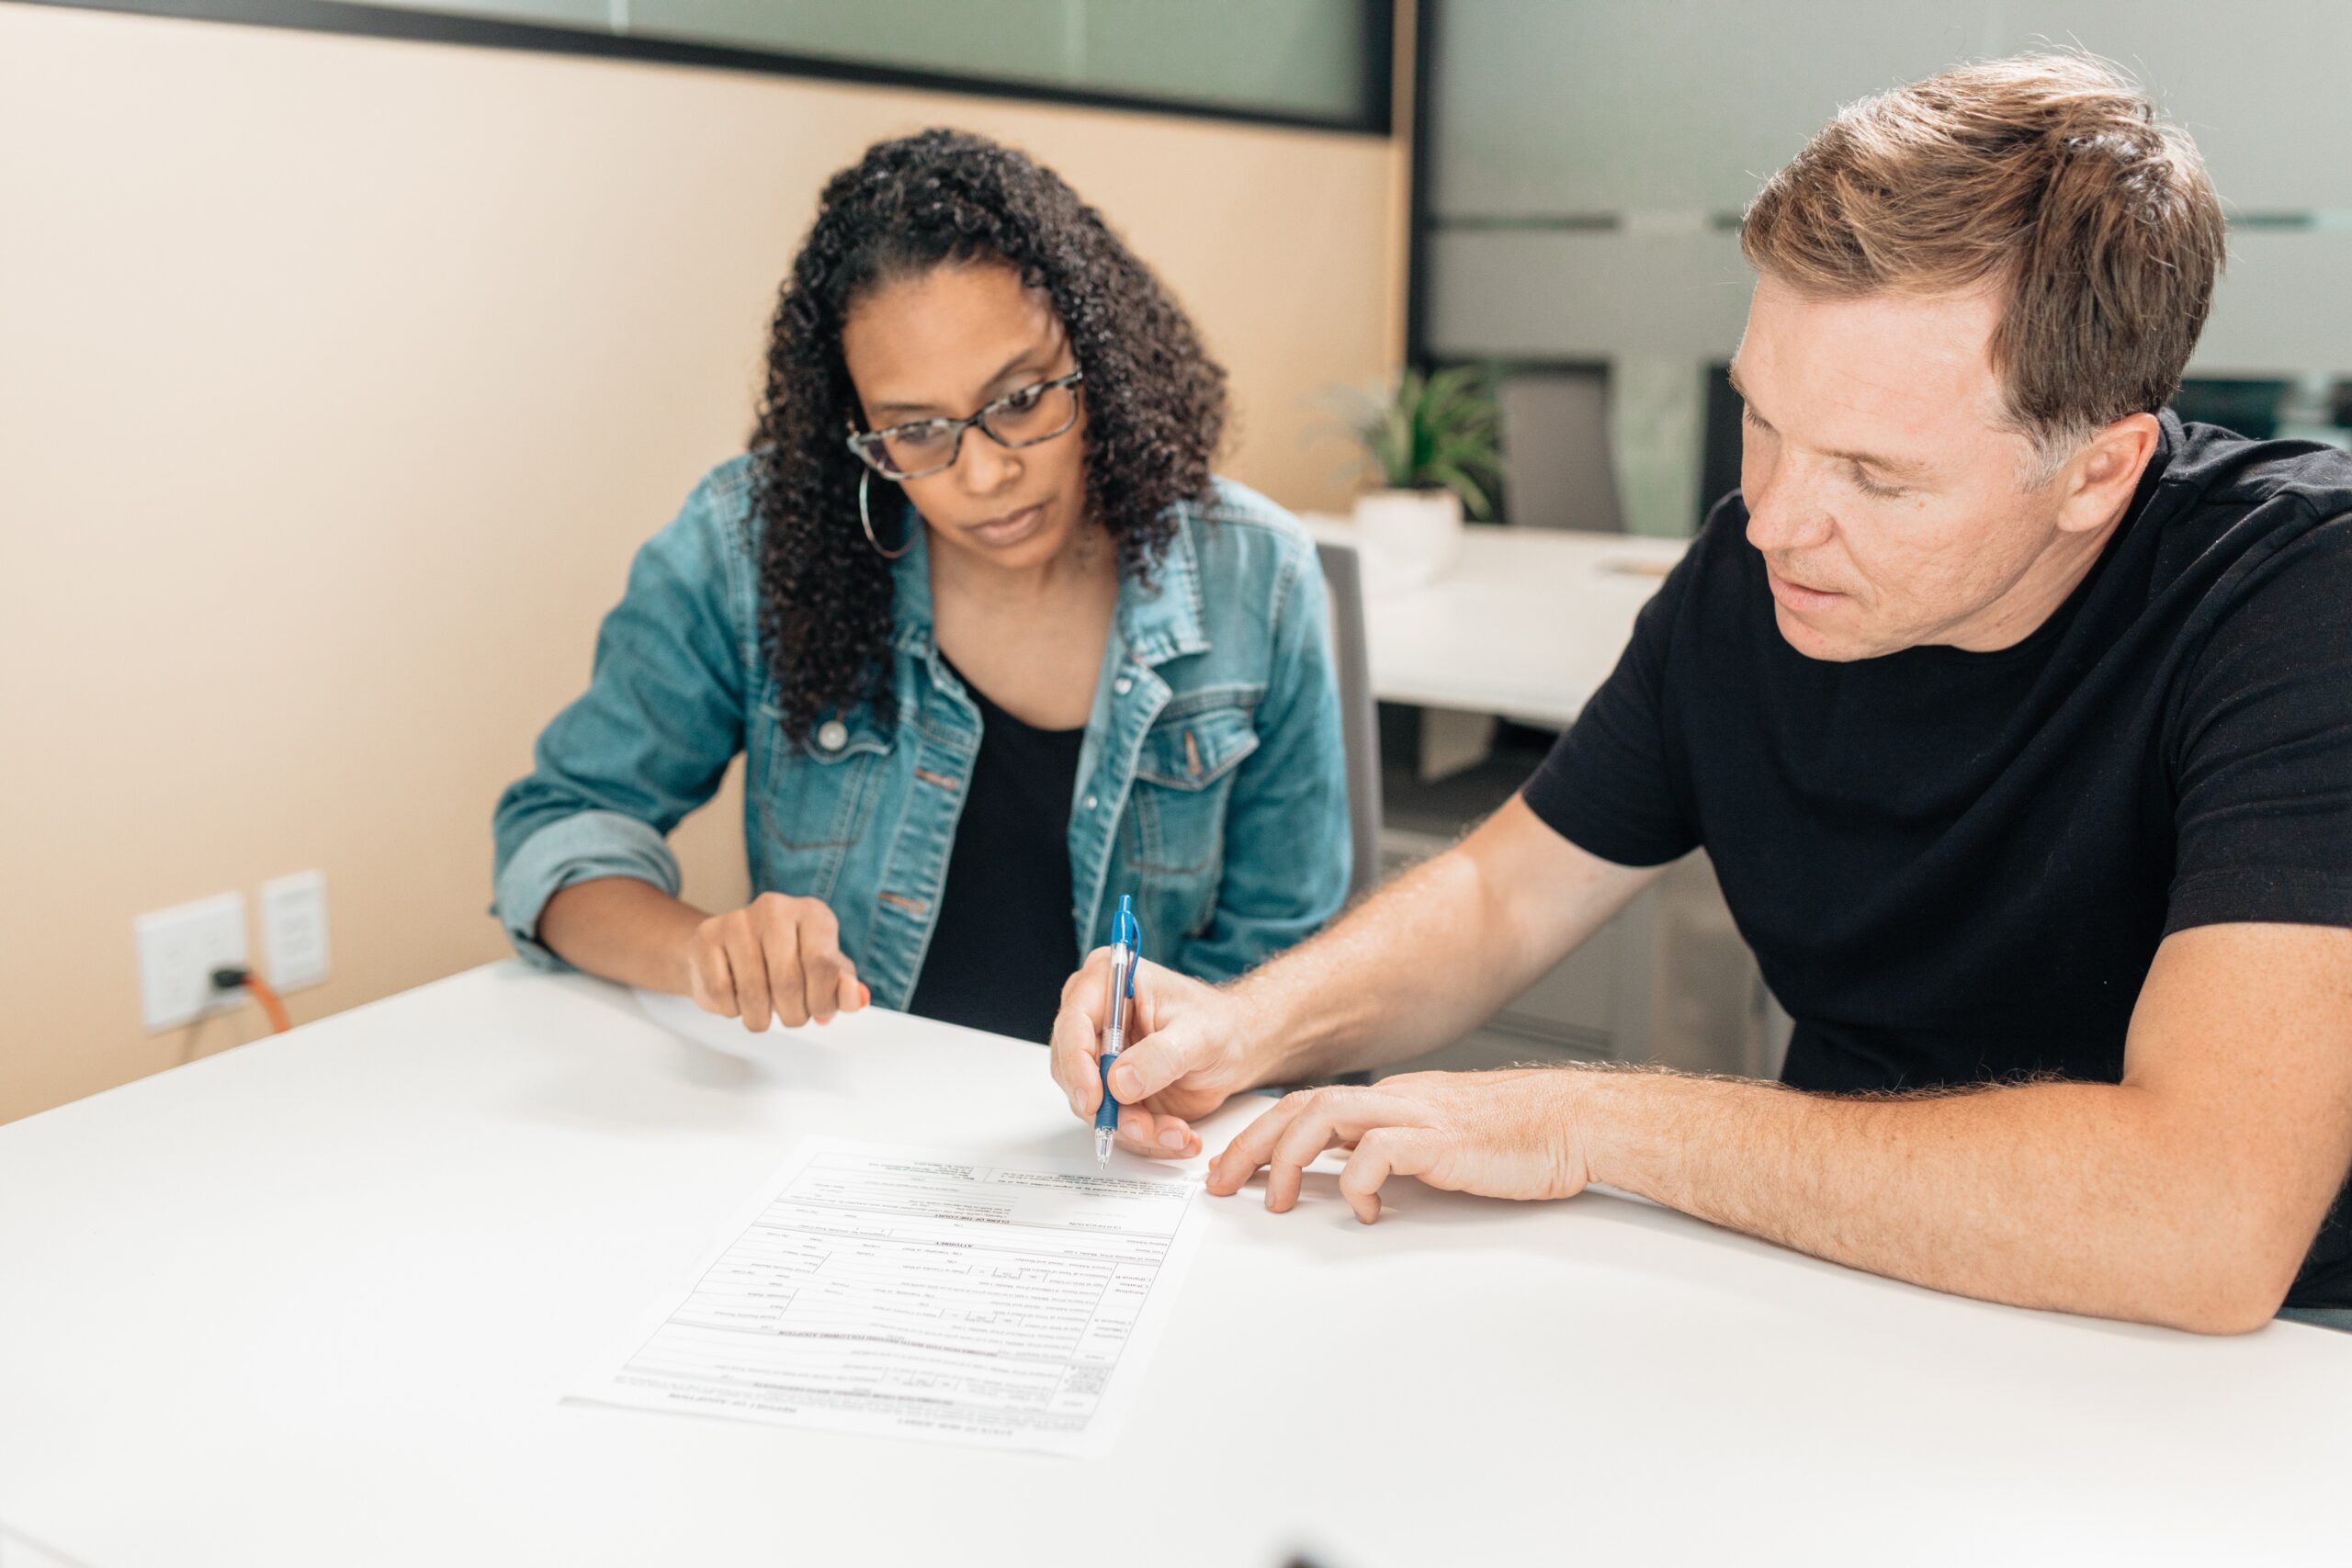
top-left (686, 931), bottom-right (740, 1019)
top-left (795, 904), bottom-right (847, 1024)
top-left (721, 923), bottom-right (772, 1032)
top-left (688, 897), bottom-right (865, 1031)
top-left (759, 913), bottom-right (809, 1029)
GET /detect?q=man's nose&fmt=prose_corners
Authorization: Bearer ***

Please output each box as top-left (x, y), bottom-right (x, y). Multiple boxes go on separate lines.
top-left (1744, 461), bottom-right (1835, 553)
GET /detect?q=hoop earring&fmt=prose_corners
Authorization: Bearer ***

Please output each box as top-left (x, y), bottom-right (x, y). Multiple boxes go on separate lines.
top-left (858, 470), bottom-right (913, 560)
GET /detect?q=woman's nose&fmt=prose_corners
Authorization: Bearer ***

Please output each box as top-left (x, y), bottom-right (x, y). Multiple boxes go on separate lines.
top-left (956, 427), bottom-right (1018, 493)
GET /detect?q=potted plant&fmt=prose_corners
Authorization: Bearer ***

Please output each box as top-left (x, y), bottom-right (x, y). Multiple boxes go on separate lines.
top-left (1338, 364), bottom-right (1506, 585)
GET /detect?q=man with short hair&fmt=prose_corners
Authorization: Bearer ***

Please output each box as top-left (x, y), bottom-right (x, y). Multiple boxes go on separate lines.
top-left (1050, 55), bottom-right (2352, 1334)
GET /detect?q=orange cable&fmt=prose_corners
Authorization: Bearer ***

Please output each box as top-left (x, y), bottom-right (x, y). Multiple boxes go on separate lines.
top-left (241, 973), bottom-right (293, 1034)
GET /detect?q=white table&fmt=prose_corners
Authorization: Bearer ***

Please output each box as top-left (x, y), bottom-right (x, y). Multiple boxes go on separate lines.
top-left (3, 965), bottom-right (2346, 1567)
top-left (1304, 515), bottom-right (1688, 733)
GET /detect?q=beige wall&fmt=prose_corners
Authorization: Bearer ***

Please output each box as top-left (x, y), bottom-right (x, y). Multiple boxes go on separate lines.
top-left (0, 3), bottom-right (1407, 1122)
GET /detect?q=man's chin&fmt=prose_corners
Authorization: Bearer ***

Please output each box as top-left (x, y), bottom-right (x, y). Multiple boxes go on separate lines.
top-left (1771, 602), bottom-right (1875, 662)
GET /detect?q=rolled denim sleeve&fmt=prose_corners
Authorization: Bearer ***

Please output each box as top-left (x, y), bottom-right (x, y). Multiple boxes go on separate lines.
top-left (1181, 537), bottom-right (1351, 981)
top-left (491, 467), bottom-right (752, 969)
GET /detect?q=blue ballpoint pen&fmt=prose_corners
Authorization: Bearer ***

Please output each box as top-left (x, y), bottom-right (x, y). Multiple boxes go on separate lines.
top-left (1094, 895), bottom-right (1141, 1167)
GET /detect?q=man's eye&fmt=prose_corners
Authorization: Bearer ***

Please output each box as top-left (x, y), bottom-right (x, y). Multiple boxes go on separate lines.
top-left (1849, 465), bottom-right (1905, 500)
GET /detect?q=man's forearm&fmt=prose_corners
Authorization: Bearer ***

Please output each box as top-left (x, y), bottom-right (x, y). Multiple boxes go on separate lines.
top-left (1229, 850), bottom-right (1509, 1084)
top-left (1574, 1067), bottom-right (2301, 1333)
top-left (1231, 800), bottom-right (1663, 1087)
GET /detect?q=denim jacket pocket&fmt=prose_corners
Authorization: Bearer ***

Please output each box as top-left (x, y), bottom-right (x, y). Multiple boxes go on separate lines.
top-left (753, 702), bottom-right (891, 852)
top-left (1128, 706), bottom-right (1261, 876)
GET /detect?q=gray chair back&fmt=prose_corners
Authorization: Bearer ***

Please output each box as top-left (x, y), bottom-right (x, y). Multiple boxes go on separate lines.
top-left (1498, 369), bottom-right (1623, 533)
top-left (1315, 538), bottom-right (1384, 901)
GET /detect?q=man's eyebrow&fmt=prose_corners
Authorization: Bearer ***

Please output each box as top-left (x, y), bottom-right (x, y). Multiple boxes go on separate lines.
top-left (869, 338), bottom-right (1060, 417)
top-left (1725, 361), bottom-right (1935, 480)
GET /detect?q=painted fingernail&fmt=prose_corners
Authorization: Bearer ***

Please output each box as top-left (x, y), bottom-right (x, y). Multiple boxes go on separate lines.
top-left (815, 1016), bottom-right (830, 1027)
top-left (858, 984), bottom-right (871, 1007)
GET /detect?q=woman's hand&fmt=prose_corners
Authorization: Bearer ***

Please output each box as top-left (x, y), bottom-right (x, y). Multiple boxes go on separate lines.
top-left (683, 892), bottom-right (867, 1030)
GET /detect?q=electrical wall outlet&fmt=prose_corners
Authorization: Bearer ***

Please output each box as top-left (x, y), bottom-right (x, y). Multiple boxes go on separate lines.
top-left (133, 893), bottom-right (249, 1032)
top-left (260, 870), bottom-right (331, 992)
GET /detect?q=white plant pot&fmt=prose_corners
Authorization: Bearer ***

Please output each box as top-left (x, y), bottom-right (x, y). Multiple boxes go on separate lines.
top-left (1352, 487), bottom-right (1464, 590)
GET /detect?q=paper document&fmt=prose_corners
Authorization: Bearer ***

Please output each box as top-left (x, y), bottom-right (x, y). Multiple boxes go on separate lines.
top-left (573, 1139), bottom-right (1207, 1457)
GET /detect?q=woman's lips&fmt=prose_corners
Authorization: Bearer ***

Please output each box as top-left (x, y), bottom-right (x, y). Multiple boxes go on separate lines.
top-left (967, 503), bottom-right (1046, 547)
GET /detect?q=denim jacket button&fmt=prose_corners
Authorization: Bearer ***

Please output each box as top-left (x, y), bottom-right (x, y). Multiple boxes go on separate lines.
top-left (817, 720), bottom-right (848, 752)
top-left (1083, 794), bottom-right (1098, 811)
top-left (1114, 677), bottom-right (1133, 695)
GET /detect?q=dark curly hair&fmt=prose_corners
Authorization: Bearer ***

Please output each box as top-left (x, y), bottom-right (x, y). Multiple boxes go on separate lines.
top-left (749, 128), bottom-right (1228, 742)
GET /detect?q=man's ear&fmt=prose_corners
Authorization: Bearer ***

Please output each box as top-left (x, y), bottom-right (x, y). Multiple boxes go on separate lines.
top-left (2054, 412), bottom-right (2162, 535)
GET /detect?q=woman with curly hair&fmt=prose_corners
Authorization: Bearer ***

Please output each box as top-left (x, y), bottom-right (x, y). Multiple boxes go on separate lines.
top-left (492, 130), bottom-right (1351, 1140)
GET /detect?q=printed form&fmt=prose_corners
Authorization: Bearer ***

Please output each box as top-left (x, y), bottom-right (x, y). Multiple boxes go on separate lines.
top-left (573, 1140), bottom-right (1207, 1458)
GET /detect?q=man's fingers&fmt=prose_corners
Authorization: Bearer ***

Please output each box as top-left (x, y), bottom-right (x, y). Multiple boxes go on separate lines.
top-left (1264, 1103), bottom-right (1343, 1213)
top-left (722, 926), bottom-right (772, 1032)
top-left (1206, 1096), bottom-right (1299, 1195)
top-left (1104, 1020), bottom-right (1211, 1106)
top-left (1058, 950), bottom-right (1114, 1029)
top-left (1048, 998), bottom-right (1105, 1116)
top-left (1339, 1127), bottom-right (1438, 1224)
top-left (1116, 1104), bottom-right (1200, 1158)
top-left (1047, 951), bottom-right (1119, 1110)
top-left (1211, 1090), bottom-right (1429, 1210)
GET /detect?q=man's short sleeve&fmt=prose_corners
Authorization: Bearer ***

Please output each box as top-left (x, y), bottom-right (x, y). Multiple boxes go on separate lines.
top-left (1520, 545), bottom-right (1702, 868)
top-left (2165, 515), bottom-right (2352, 934)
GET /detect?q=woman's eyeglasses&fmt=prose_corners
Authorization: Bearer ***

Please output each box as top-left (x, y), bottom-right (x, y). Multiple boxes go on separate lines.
top-left (844, 369), bottom-right (1085, 481)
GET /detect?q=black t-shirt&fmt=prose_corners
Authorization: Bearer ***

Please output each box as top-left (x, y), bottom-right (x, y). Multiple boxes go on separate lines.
top-left (1521, 415), bottom-right (2352, 1308)
top-left (906, 661), bottom-right (1084, 1045)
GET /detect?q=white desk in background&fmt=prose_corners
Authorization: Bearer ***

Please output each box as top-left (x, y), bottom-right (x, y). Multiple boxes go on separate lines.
top-left (2, 964), bottom-right (2347, 1567)
top-left (1301, 514), bottom-right (1689, 773)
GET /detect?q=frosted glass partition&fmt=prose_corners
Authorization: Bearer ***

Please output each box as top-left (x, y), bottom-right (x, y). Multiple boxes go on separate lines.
top-left (1429, 0), bottom-right (2352, 222)
top-left (268, 0), bottom-right (1384, 129)
top-left (1419, 0), bottom-right (2352, 530)
top-left (360, 0), bottom-right (605, 28)
top-left (626, 0), bottom-right (1374, 125)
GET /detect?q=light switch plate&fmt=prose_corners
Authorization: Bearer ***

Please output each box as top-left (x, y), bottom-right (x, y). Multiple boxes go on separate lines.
top-left (133, 893), bottom-right (249, 1032)
top-left (260, 870), bottom-right (330, 992)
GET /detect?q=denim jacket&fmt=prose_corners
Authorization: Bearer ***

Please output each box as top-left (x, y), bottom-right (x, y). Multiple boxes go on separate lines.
top-left (492, 457), bottom-right (1351, 1006)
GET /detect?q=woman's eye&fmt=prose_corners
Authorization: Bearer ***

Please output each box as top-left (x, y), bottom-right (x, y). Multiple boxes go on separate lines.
top-left (1001, 387), bottom-right (1044, 412)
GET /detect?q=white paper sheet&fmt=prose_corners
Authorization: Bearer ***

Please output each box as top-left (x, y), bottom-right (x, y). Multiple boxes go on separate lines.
top-left (571, 1139), bottom-right (1207, 1458)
